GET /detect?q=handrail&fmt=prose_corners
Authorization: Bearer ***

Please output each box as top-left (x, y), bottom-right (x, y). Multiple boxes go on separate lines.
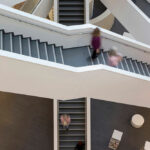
top-left (0, 4), bottom-right (150, 53)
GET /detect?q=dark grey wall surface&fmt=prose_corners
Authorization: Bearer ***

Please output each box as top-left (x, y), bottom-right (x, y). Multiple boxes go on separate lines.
top-left (91, 99), bottom-right (150, 150)
top-left (111, 18), bottom-right (128, 35)
top-left (0, 91), bottom-right (53, 150)
top-left (132, 0), bottom-right (150, 18)
top-left (92, 0), bottom-right (106, 19)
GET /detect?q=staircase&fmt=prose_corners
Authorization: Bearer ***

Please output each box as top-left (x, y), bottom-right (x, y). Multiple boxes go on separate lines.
top-left (0, 30), bottom-right (150, 77)
top-left (59, 0), bottom-right (85, 25)
top-left (58, 98), bottom-right (86, 150)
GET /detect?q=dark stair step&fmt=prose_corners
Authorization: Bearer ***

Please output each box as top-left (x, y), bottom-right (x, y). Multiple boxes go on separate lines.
top-left (97, 52), bottom-right (106, 64)
top-left (142, 63), bottom-right (150, 76)
top-left (12, 35), bottom-right (22, 54)
top-left (59, 106), bottom-right (85, 109)
top-left (55, 47), bottom-right (64, 64)
top-left (0, 30), bottom-right (3, 49)
top-left (59, 7), bottom-right (84, 11)
top-left (59, 136), bottom-right (85, 141)
top-left (3, 32), bottom-right (12, 52)
top-left (59, 1), bottom-right (84, 5)
top-left (136, 61), bottom-right (145, 75)
top-left (60, 134), bottom-right (85, 136)
top-left (60, 140), bottom-right (84, 147)
top-left (22, 37), bottom-right (30, 56)
top-left (47, 44), bottom-right (56, 62)
top-left (122, 57), bottom-right (130, 71)
top-left (30, 39), bottom-right (39, 58)
top-left (59, 19), bottom-right (84, 22)
top-left (59, 22), bottom-right (84, 26)
top-left (59, 108), bottom-right (85, 113)
top-left (38, 42), bottom-right (48, 60)
top-left (126, 58), bottom-right (135, 73)
top-left (59, 12), bottom-right (84, 16)
top-left (59, 130), bottom-right (85, 135)
top-left (59, 16), bottom-right (84, 20)
top-left (132, 60), bottom-right (140, 74)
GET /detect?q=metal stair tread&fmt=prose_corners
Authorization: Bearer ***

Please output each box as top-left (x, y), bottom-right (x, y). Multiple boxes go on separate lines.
top-left (59, 129), bottom-right (85, 131)
top-left (68, 118), bottom-right (85, 120)
top-left (59, 101), bottom-right (85, 103)
top-left (59, 12), bottom-right (84, 16)
top-left (59, 134), bottom-right (85, 136)
top-left (60, 140), bottom-right (84, 142)
top-left (59, 7), bottom-right (84, 11)
top-left (59, 2), bottom-right (84, 5)
top-left (59, 18), bottom-right (84, 22)
top-left (59, 106), bottom-right (85, 108)
top-left (59, 123), bottom-right (85, 125)
top-left (60, 146), bottom-right (77, 148)
top-left (59, 112), bottom-right (85, 114)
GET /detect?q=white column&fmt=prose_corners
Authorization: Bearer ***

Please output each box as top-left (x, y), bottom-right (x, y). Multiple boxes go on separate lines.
top-left (53, 99), bottom-right (58, 150)
top-left (86, 97), bottom-right (91, 150)
top-left (54, 0), bottom-right (58, 22)
top-left (85, 0), bottom-right (90, 23)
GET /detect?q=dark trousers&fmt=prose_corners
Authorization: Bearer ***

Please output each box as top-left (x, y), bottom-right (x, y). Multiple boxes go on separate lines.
top-left (92, 50), bottom-right (99, 59)
top-left (62, 125), bottom-right (69, 131)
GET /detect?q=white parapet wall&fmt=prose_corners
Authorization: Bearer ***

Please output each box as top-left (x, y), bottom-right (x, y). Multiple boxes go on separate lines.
top-left (0, 4), bottom-right (150, 64)
top-left (100, 0), bottom-right (150, 45)
top-left (0, 50), bottom-right (150, 108)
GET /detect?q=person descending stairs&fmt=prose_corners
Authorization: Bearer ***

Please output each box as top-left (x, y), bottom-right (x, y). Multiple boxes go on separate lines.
top-left (58, 98), bottom-right (86, 150)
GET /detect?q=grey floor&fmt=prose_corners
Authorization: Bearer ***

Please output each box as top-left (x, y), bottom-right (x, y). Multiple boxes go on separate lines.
top-left (0, 91), bottom-right (53, 150)
top-left (91, 99), bottom-right (150, 150)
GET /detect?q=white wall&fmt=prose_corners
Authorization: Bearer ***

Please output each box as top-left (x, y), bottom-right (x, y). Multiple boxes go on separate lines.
top-left (0, 0), bottom-right (25, 7)
top-left (33, 0), bottom-right (53, 18)
top-left (0, 50), bottom-right (150, 108)
top-left (100, 0), bottom-right (150, 45)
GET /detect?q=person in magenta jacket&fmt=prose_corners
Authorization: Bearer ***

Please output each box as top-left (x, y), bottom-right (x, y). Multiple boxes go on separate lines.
top-left (91, 28), bottom-right (101, 59)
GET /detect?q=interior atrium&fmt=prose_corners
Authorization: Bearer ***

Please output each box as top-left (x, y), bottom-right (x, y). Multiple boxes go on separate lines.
top-left (0, 0), bottom-right (150, 150)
